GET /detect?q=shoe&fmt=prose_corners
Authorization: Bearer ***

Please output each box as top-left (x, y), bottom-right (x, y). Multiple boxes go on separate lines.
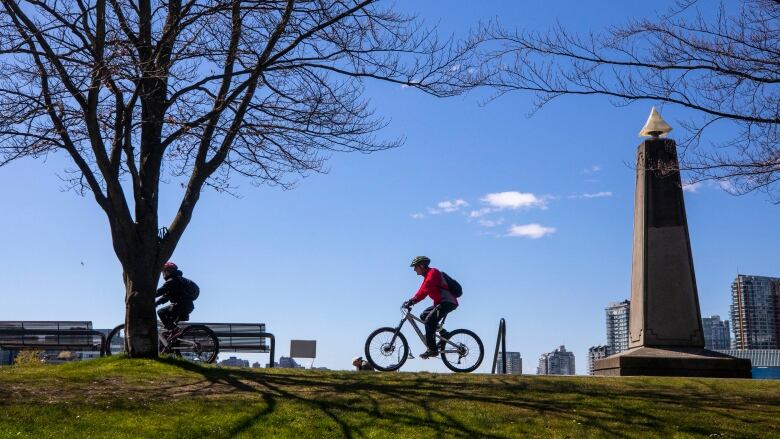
top-left (419, 349), bottom-right (439, 359)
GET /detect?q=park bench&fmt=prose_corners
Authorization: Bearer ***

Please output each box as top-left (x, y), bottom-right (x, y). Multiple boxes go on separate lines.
top-left (0, 321), bottom-right (107, 358)
top-left (106, 321), bottom-right (275, 367)
top-left (194, 322), bottom-right (275, 366)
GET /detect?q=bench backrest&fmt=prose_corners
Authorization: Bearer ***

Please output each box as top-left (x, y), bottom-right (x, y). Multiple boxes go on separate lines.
top-left (0, 321), bottom-right (102, 350)
top-left (189, 322), bottom-right (269, 353)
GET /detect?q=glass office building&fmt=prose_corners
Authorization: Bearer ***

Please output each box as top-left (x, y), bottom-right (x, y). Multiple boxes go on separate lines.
top-left (731, 275), bottom-right (780, 349)
top-left (606, 300), bottom-right (630, 353)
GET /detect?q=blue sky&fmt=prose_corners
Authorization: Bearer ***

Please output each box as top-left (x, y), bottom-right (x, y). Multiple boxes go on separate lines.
top-left (1, 2), bottom-right (779, 374)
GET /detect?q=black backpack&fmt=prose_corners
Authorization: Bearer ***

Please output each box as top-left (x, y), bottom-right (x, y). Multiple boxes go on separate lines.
top-left (182, 278), bottom-right (200, 300)
top-left (441, 272), bottom-right (463, 297)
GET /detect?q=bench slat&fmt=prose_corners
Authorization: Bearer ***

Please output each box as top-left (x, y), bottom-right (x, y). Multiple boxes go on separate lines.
top-left (187, 322), bottom-right (270, 353)
top-left (0, 322), bottom-right (103, 352)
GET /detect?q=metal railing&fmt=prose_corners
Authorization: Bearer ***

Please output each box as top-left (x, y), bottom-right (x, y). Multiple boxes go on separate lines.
top-left (491, 318), bottom-right (507, 374)
top-left (0, 321), bottom-right (107, 357)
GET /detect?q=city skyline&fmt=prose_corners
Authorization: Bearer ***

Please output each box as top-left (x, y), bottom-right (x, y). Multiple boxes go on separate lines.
top-left (537, 345), bottom-right (576, 376)
top-left (496, 351), bottom-right (523, 375)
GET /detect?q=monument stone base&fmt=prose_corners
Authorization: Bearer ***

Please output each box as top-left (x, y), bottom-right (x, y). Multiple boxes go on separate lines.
top-left (593, 346), bottom-right (752, 378)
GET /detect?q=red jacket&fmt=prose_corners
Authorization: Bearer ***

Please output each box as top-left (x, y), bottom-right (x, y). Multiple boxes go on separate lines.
top-left (410, 267), bottom-right (458, 306)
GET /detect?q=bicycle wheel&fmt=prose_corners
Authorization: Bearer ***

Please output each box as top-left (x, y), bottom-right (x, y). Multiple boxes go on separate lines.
top-left (107, 323), bottom-right (167, 355)
top-left (365, 327), bottom-right (409, 372)
top-left (439, 328), bottom-right (484, 373)
top-left (172, 324), bottom-right (219, 364)
top-left (105, 324), bottom-right (126, 356)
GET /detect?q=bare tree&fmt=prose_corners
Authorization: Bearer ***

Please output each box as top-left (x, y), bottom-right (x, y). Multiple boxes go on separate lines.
top-left (486, 0), bottom-right (780, 200)
top-left (0, 0), bottom-right (489, 357)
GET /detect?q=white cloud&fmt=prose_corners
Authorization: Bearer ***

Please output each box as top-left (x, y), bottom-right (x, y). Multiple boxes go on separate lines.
top-left (478, 218), bottom-right (504, 228)
top-left (718, 179), bottom-right (737, 194)
top-left (481, 191), bottom-right (546, 210)
top-left (429, 199), bottom-right (469, 214)
top-left (581, 165), bottom-right (602, 174)
top-left (469, 208), bottom-right (492, 218)
top-left (582, 191), bottom-right (613, 198)
top-left (682, 181), bottom-right (702, 193)
top-left (400, 78), bottom-right (420, 89)
top-left (507, 223), bottom-right (556, 239)
top-left (410, 213), bottom-right (425, 219)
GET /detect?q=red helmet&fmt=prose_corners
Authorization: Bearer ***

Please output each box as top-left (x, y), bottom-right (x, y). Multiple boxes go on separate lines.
top-left (163, 262), bottom-right (178, 271)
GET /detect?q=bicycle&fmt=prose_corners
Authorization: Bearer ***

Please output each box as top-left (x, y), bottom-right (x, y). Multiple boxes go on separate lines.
top-left (364, 304), bottom-right (484, 373)
top-left (105, 321), bottom-right (219, 364)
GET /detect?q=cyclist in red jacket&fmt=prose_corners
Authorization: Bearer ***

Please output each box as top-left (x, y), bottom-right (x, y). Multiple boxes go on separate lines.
top-left (403, 256), bottom-right (458, 359)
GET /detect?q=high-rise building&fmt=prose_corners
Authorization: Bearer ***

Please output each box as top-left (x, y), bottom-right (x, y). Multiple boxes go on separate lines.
top-left (496, 351), bottom-right (522, 374)
top-left (702, 315), bottom-right (731, 350)
top-left (219, 356), bottom-right (250, 367)
top-left (606, 300), bottom-right (630, 354)
top-left (587, 345), bottom-right (612, 375)
top-left (537, 355), bottom-right (548, 375)
top-left (537, 345), bottom-right (575, 375)
top-left (731, 275), bottom-right (780, 349)
top-left (271, 356), bottom-right (304, 369)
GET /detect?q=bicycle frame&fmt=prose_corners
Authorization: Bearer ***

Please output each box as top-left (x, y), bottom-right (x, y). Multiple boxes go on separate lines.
top-left (157, 324), bottom-right (198, 353)
top-left (391, 307), bottom-right (459, 355)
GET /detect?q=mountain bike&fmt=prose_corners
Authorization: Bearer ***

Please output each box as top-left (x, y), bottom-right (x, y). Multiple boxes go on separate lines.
top-left (105, 322), bottom-right (219, 364)
top-left (365, 304), bottom-right (484, 373)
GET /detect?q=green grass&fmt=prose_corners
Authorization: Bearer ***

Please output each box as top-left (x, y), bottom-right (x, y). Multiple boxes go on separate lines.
top-left (1, 356), bottom-right (779, 438)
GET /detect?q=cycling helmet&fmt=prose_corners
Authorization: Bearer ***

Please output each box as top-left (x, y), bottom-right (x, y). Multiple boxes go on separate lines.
top-left (163, 262), bottom-right (178, 271)
top-left (409, 256), bottom-right (431, 267)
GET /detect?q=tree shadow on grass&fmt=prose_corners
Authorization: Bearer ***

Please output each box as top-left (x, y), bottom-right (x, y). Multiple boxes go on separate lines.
top-left (153, 358), bottom-right (780, 438)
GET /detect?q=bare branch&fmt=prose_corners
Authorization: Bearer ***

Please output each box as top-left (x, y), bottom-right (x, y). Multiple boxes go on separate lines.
top-left (488, 0), bottom-right (780, 199)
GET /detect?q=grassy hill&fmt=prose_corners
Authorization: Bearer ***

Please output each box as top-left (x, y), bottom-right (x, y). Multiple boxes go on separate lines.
top-left (1, 356), bottom-right (778, 438)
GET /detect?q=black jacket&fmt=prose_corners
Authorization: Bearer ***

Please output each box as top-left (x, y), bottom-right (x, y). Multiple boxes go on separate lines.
top-left (155, 270), bottom-right (195, 306)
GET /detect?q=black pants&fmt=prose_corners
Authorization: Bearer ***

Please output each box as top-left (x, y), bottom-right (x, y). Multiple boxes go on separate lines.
top-left (158, 302), bottom-right (194, 330)
top-left (420, 302), bottom-right (457, 350)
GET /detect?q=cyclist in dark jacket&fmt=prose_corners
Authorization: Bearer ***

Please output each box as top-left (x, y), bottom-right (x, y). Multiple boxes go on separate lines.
top-left (156, 262), bottom-right (196, 334)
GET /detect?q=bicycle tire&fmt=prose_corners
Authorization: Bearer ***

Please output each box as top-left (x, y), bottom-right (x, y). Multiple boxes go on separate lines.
top-left (172, 324), bottom-right (219, 364)
top-left (365, 327), bottom-right (409, 372)
top-left (439, 328), bottom-right (484, 373)
top-left (105, 324), bottom-right (126, 356)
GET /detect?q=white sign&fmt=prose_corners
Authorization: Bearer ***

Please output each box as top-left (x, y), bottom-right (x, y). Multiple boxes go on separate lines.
top-left (290, 340), bottom-right (316, 358)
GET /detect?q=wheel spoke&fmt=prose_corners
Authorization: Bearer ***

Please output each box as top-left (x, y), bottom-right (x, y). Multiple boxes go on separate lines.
top-left (175, 326), bottom-right (219, 363)
top-left (365, 328), bottom-right (408, 371)
top-left (440, 329), bottom-right (483, 373)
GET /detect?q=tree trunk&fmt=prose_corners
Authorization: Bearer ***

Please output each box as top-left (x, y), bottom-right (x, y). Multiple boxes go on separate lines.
top-left (123, 269), bottom-right (159, 358)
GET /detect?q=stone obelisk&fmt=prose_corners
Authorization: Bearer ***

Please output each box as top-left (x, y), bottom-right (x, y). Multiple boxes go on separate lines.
top-left (593, 108), bottom-right (751, 377)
